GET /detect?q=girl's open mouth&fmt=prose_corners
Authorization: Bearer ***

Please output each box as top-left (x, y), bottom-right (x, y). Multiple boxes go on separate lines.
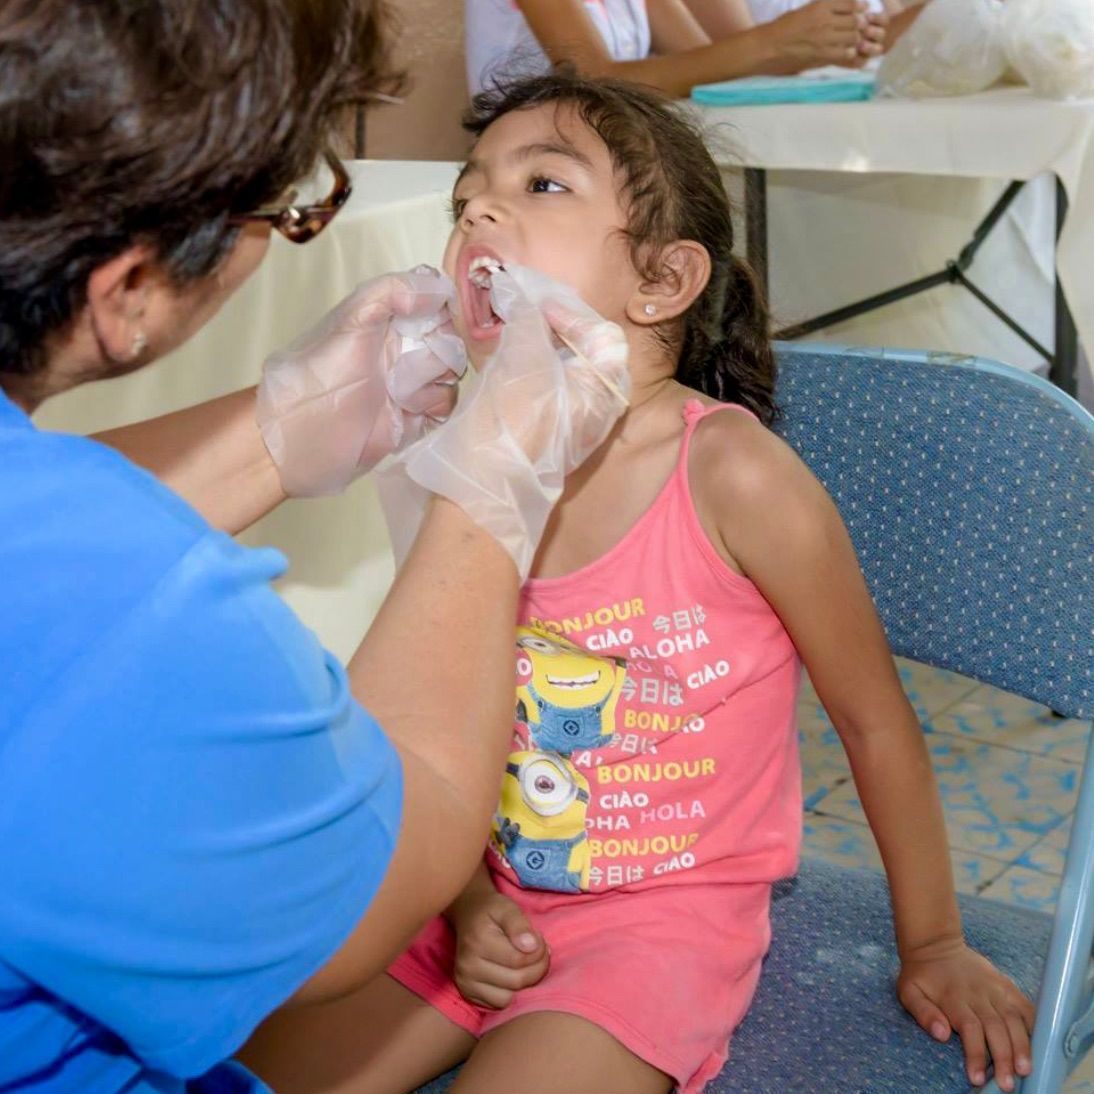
top-left (460, 251), bottom-right (506, 341)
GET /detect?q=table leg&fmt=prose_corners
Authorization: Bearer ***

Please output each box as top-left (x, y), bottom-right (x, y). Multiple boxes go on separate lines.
top-left (1053, 176), bottom-right (1079, 397)
top-left (744, 168), bottom-right (769, 302)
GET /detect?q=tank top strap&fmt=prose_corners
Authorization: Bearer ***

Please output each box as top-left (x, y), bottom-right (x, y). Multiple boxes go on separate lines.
top-left (679, 398), bottom-right (758, 474)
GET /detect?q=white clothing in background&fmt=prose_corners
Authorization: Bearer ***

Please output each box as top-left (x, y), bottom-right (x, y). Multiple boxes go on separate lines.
top-left (465, 0), bottom-right (651, 96)
top-left (747, 0), bottom-right (883, 21)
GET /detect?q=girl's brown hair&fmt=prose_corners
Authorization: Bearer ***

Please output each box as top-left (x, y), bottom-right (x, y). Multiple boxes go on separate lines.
top-left (465, 71), bottom-right (776, 425)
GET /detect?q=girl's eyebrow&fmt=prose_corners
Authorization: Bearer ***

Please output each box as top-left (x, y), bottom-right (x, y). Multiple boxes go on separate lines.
top-left (453, 139), bottom-right (594, 192)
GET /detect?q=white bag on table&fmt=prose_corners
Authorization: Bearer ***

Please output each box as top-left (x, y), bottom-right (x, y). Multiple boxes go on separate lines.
top-left (875, 0), bottom-right (1007, 99)
top-left (1003, 0), bottom-right (1094, 101)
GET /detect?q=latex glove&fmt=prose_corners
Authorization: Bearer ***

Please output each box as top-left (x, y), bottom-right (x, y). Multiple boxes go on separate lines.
top-left (379, 264), bottom-right (630, 578)
top-left (256, 267), bottom-right (467, 497)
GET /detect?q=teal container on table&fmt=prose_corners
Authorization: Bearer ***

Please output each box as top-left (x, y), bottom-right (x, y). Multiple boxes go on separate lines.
top-left (690, 73), bottom-right (875, 106)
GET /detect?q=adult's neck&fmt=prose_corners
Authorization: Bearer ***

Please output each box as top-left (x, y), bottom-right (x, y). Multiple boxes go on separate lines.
top-left (0, 372), bottom-right (46, 415)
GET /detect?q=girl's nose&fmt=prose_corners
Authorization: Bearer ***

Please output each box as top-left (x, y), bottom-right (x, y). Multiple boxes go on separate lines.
top-left (461, 191), bottom-right (504, 229)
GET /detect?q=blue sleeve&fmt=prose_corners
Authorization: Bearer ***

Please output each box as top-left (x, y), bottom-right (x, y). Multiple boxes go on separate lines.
top-left (0, 531), bottom-right (403, 1079)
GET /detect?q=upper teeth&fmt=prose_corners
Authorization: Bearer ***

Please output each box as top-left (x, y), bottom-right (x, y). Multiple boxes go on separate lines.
top-left (468, 255), bottom-right (503, 287)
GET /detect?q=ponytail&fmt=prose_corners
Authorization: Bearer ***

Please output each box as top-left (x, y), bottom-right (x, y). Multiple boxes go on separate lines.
top-left (676, 256), bottom-right (777, 426)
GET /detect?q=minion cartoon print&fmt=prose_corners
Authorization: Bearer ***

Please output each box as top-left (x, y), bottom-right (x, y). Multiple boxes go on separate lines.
top-left (515, 627), bottom-right (627, 755)
top-left (492, 750), bottom-right (591, 893)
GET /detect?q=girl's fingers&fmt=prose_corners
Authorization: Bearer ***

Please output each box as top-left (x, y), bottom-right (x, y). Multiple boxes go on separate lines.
top-left (899, 981), bottom-right (952, 1042)
top-left (955, 1011), bottom-right (989, 1087)
top-left (461, 980), bottom-right (514, 1010)
top-left (979, 1011), bottom-right (1016, 1092)
top-left (495, 904), bottom-right (543, 955)
top-left (466, 955), bottom-right (544, 993)
top-left (1003, 1006), bottom-right (1033, 1077)
top-left (1015, 989), bottom-right (1036, 1033)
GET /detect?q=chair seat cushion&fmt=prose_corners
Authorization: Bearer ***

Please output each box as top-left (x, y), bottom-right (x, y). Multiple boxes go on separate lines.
top-left (413, 859), bottom-right (1052, 1093)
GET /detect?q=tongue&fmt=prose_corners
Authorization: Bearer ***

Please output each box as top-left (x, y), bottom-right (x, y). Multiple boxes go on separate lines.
top-left (470, 281), bottom-right (497, 328)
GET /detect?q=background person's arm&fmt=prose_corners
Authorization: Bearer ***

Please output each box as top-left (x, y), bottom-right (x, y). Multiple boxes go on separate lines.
top-left (678, 0), bottom-right (757, 39)
top-left (518, 0), bottom-right (871, 97)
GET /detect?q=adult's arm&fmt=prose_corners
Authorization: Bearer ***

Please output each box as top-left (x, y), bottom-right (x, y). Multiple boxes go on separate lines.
top-left (292, 497), bottom-right (521, 1002)
top-left (678, 0), bottom-right (756, 39)
top-left (518, 0), bottom-right (866, 97)
top-left (94, 386), bottom-right (283, 536)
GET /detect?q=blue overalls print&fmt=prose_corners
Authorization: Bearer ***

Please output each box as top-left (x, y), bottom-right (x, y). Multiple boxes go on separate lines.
top-left (495, 817), bottom-right (588, 894)
top-left (520, 684), bottom-right (612, 754)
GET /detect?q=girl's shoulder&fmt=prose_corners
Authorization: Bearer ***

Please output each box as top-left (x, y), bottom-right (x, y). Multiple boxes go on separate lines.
top-left (688, 400), bottom-right (833, 548)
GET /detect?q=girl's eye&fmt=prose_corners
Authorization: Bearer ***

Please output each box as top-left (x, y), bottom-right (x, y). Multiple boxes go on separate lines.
top-left (448, 196), bottom-right (468, 222)
top-left (528, 176), bottom-right (567, 195)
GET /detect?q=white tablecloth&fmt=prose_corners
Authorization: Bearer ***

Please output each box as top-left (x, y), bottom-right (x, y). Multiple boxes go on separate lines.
top-left (697, 86), bottom-right (1094, 405)
top-left (38, 161), bottom-right (461, 661)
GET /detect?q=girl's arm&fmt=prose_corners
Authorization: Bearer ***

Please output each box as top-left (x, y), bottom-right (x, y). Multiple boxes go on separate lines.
top-left (692, 413), bottom-right (1034, 1094)
top-left (516, 0), bottom-right (871, 98)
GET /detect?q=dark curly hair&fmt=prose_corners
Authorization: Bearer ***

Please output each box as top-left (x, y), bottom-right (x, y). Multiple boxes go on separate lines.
top-left (465, 70), bottom-right (776, 425)
top-left (0, 0), bottom-right (400, 377)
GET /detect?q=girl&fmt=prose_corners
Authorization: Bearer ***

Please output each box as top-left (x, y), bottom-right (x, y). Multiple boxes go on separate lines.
top-left (466, 0), bottom-right (889, 99)
top-left (243, 72), bottom-right (1035, 1094)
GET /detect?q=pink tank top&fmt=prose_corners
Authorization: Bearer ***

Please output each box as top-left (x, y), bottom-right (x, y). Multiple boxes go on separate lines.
top-left (488, 400), bottom-right (802, 896)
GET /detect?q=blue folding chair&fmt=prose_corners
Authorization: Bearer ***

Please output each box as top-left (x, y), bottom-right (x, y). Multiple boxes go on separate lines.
top-left (415, 346), bottom-right (1093, 1093)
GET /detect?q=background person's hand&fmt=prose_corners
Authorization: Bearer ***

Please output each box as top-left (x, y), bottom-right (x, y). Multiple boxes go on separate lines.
top-left (256, 267), bottom-right (466, 497)
top-left (897, 937), bottom-right (1035, 1092)
top-left (770, 0), bottom-right (877, 68)
top-left (449, 888), bottom-right (550, 1009)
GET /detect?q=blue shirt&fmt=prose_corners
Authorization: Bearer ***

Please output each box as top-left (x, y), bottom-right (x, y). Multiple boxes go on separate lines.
top-left (0, 388), bottom-right (403, 1091)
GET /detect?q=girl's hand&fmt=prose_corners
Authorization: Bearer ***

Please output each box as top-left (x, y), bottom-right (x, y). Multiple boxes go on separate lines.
top-left (897, 937), bottom-right (1035, 1091)
top-left (449, 889), bottom-right (551, 1009)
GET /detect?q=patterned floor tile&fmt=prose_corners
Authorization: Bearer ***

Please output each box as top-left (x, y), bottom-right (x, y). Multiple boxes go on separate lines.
top-left (817, 733), bottom-right (1080, 860)
top-left (797, 713), bottom-right (851, 810)
top-left (978, 864), bottom-right (1060, 913)
top-left (930, 685), bottom-right (1092, 764)
top-left (1016, 816), bottom-right (1074, 876)
top-left (802, 659), bottom-right (982, 726)
top-left (895, 658), bottom-right (983, 721)
top-left (803, 813), bottom-right (1006, 896)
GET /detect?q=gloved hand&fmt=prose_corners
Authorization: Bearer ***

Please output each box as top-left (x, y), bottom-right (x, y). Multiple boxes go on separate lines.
top-left (256, 266), bottom-right (467, 497)
top-left (379, 264), bottom-right (630, 578)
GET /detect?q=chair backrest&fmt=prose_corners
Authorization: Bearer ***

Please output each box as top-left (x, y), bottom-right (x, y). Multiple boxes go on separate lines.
top-left (772, 344), bottom-right (1093, 720)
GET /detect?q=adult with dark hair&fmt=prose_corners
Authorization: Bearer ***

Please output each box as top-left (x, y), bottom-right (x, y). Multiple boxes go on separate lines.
top-left (0, 3), bottom-right (628, 1091)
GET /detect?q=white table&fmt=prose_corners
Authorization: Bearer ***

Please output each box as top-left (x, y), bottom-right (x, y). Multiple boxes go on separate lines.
top-left (696, 86), bottom-right (1094, 403)
top-left (37, 161), bottom-right (461, 662)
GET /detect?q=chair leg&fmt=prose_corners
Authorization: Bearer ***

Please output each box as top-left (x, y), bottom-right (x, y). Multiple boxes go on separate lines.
top-left (1020, 732), bottom-right (1094, 1093)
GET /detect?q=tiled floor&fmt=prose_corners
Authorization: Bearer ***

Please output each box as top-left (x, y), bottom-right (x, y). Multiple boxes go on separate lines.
top-left (799, 657), bottom-right (1093, 1093)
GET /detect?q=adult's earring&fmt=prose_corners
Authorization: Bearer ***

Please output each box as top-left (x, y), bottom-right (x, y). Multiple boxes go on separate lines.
top-left (129, 330), bottom-right (147, 360)
top-left (643, 303), bottom-right (657, 316)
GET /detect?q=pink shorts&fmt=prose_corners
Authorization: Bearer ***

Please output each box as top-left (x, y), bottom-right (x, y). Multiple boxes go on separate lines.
top-left (388, 873), bottom-right (773, 1094)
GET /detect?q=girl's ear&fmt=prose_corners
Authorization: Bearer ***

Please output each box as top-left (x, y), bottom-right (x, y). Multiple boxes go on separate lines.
top-left (626, 241), bottom-right (711, 328)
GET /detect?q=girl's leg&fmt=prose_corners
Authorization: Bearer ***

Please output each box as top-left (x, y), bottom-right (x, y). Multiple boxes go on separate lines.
top-left (450, 1011), bottom-right (673, 1094)
top-left (239, 973), bottom-right (476, 1094)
